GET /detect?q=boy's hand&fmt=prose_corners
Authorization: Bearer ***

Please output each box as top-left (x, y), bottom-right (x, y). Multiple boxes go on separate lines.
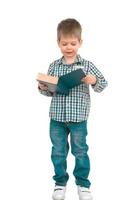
top-left (38, 82), bottom-right (48, 91)
top-left (81, 74), bottom-right (97, 85)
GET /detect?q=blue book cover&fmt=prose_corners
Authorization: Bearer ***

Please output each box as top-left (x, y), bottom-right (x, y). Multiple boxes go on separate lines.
top-left (56, 68), bottom-right (86, 95)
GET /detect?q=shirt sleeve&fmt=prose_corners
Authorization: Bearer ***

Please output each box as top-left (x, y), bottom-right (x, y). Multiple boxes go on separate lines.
top-left (88, 62), bottom-right (108, 92)
top-left (38, 63), bottom-right (55, 97)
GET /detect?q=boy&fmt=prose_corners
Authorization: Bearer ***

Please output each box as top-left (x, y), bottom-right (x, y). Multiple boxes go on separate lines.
top-left (38, 18), bottom-right (108, 200)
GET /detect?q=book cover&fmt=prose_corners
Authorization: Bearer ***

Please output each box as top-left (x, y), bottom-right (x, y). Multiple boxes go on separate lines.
top-left (56, 68), bottom-right (86, 95)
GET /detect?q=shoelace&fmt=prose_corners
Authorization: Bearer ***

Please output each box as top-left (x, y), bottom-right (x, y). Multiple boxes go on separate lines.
top-left (54, 188), bottom-right (63, 191)
top-left (80, 187), bottom-right (90, 193)
top-left (54, 186), bottom-right (65, 192)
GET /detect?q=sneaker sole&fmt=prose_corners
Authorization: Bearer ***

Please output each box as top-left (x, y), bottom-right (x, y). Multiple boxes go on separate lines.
top-left (52, 198), bottom-right (64, 200)
top-left (52, 196), bottom-right (65, 200)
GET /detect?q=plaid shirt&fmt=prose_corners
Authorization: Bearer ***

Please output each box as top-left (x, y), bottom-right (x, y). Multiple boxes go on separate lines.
top-left (39, 55), bottom-right (108, 122)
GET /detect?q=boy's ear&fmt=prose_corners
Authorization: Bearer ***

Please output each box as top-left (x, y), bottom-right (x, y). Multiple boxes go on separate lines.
top-left (57, 40), bottom-right (60, 47)
top-left (79, 39), bottom-right (83, 46)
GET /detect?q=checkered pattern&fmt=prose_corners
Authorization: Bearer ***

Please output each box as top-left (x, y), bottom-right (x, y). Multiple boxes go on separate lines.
top-left (39, 55), bottom-right (108, 122)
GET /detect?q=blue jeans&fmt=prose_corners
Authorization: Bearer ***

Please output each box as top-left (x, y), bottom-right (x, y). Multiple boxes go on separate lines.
top-left (49, 119), bottom-right (91, 188)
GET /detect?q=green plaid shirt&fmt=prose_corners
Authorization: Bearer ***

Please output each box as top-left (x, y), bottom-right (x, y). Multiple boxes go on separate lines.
top-left (39, 55), bottom-right (108, 122)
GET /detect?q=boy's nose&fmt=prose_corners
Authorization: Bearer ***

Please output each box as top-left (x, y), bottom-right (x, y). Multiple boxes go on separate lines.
top-left (66, 44), bottom-right (72, 49)
top-left (67, 46), bottom-right (71, 50)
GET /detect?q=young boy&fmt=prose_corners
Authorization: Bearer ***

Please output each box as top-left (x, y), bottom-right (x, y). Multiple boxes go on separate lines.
top-left (38, 18), bottom-right (108, 200)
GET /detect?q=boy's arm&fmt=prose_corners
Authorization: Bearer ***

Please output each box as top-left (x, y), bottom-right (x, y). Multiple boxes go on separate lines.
top-left (38, 63), bottom-right (54, 97)
top-left (88, 62), bottom-right (108, 92)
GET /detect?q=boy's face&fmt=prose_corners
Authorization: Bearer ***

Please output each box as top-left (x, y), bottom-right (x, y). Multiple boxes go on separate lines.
top-left (57, 35), bottom-right (82, 60)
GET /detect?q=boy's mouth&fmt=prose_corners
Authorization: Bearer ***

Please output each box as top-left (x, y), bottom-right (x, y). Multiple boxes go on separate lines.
top-left (66, 51), bottom-right (73, 54)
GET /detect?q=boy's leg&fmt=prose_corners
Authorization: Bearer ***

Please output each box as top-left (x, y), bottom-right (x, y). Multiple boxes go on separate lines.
top-left (50, 119), bottom-right (70, 186)
top-left (68, 120), bottom-right (91, 188)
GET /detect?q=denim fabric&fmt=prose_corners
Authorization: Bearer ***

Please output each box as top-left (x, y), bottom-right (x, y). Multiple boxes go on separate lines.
top-left (49, 119), bottom-right (91, 188)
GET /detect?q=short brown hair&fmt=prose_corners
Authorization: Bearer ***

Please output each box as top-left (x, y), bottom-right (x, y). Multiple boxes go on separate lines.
top-left (57, 18), bottom-right (82, 41)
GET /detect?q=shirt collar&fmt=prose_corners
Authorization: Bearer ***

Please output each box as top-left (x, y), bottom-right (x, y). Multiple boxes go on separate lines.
top-left (58, 54), bottom-right (83, 65)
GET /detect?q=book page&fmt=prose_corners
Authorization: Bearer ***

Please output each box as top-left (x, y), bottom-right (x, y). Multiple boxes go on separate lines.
top-left (37, 73), bottom-right (58, 84)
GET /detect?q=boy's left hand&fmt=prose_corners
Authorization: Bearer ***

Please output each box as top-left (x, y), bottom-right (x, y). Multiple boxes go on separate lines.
top-left (81, 74), bottom-right (97, 85)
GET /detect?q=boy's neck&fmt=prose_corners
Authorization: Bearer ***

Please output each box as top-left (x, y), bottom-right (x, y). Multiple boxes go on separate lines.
top-left (63, 55), bottom-right (77, 64)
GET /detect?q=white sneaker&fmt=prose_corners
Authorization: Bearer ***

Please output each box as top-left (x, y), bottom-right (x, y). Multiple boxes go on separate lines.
top-left (77, 186), bottom-right (93, 200)
top-left (52, 185), bottom-right (66, 200)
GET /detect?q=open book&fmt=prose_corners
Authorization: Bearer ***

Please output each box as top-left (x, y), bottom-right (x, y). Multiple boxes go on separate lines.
top-left (37, 68), bottom-right (86, 95)
top-left (37, 73), bottom-right (58, 93)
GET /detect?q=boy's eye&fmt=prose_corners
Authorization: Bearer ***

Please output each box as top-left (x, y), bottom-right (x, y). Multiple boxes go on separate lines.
top-left (71, 43), bottom-right (76, 46)
top-left (62, 43), bottom-right (67, 46)
top-left (61, 42), bottom-right (76, 46)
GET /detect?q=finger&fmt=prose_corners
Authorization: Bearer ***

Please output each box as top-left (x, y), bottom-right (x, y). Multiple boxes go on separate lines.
top-left (81, 77), bottom-right (85, 82)
top-left (39, 82), bottom-right (47, 87)
top-left (42, 85), bottom-right (48, 90)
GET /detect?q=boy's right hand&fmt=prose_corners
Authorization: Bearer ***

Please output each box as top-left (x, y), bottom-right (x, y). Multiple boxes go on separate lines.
top-left (38, 82), bottom-right (48, 91)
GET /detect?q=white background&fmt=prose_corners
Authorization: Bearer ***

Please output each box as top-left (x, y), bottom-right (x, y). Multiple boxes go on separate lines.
top-left (0, 0), bottom-right (133, 199)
